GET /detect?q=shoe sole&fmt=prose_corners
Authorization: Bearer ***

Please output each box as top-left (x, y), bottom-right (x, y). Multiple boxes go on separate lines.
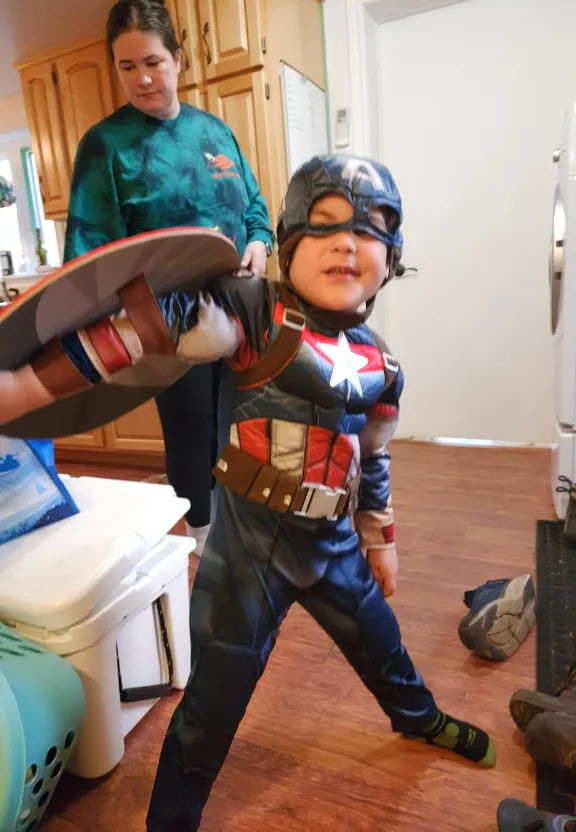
top-left (458, 574), bottom-right (536, 662)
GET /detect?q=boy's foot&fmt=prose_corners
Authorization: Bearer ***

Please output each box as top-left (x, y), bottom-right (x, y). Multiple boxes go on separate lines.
top-left (497, 799), bottom-right (576, 831)
top-left (524, 712), bottom-right (576, 773)
top-left (405, 711), bottom-right (496, 767)
top-left (510, 663), bottom-right (576, 732)
top-left (458, 575), bottom-right (536, 661)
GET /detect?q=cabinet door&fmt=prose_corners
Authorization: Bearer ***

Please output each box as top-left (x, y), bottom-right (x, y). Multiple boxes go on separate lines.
top-left (197, 0), bottom-right (263, 81)
top-left (172, 0), bottom-right (203, 88)
top-left (206, 70), bottom-right (273, 223)
top-left (103, 400), bottom-right (165, 453)
top-left (178, 86), bottom-right (203, 109)
top-left (56, 42), bottom-right (116, 171)
top-left (19, 62), bottom-right (70, 217)
top-left (54, 429), bottom-right (106, 449)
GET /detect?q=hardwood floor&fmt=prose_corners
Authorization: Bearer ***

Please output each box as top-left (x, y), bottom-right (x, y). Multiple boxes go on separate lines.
top-left (43, 442), bottom-right (552, 831)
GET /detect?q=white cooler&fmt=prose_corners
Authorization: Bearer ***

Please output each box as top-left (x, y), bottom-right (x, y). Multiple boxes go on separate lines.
top-left (0, 476), bottom-right (194, 779)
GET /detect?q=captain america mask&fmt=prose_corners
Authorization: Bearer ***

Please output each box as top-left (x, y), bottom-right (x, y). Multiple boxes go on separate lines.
top-left (277, 154), bottom-right (403, 278)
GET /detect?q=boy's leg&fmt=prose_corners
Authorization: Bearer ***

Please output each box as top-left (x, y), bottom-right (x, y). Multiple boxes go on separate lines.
top-left (302, 546), bottom-right (495, 766)
top-left (147, 489), bottom-right (297, 832)
top-left (303, 552), bottom-right (436, 732)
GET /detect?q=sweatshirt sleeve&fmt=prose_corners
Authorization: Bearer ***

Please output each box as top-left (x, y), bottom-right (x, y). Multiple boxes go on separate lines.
top-left (63, 128), bottom-right (127, 263)
top-left (228, 130), bottom-right (274, 250)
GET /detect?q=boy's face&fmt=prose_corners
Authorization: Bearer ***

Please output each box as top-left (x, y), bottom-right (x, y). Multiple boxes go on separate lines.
top-left (288, 194), bottom-right (389, 313)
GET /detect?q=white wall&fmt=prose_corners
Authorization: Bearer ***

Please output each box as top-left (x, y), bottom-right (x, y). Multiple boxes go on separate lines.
top-left (323, 0), bottom-right (576, 443)
top-left (0, 95), bottom-right (27, 133)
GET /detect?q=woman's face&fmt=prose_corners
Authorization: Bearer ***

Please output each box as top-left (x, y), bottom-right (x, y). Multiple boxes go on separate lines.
top-left (113, 30), bottom-right (181, 120)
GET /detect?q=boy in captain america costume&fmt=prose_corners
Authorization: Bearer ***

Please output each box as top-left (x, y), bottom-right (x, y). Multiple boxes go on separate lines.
top-left (0, 155), bottom-right (496, 831)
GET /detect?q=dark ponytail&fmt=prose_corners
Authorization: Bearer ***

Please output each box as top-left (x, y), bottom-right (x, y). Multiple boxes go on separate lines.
top-left (106, 0), bottom-right (181, 59)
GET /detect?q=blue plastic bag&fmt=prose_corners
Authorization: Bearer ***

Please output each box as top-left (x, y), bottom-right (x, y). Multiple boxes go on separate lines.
top-left (0, 437), bottom-right (78, 545)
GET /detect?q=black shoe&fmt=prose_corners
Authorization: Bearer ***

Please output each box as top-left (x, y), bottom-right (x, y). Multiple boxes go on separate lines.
top-left (458, 575), bottom-right (535, 661)
top-left (498, 799), bottom-right (576, 831)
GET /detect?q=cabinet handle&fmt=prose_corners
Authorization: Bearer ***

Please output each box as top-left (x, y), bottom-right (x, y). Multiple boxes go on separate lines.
top-left (202, 22), bottom-right (212, 66)
top-left (180, 28), bottom-right (191, 72)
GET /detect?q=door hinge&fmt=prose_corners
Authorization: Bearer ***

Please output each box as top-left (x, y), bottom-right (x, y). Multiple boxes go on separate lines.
top-left (261, 36), bottom-right (267, 54)
top-left (265, 82), bottom-right (270, 100)
top-left (51, 69), bottom-right (58, 85)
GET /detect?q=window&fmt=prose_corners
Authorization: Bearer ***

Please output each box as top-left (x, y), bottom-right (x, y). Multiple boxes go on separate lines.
top-left (22, 149), bottom-right (60, 268)
top-left (0, 150), bottom-right (61, 273)
top-left (0, 159), bottom-right (24, 270)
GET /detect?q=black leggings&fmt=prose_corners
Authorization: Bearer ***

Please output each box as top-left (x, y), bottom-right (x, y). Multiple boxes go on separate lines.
top-left (155, 362), bottom-right (221, 527)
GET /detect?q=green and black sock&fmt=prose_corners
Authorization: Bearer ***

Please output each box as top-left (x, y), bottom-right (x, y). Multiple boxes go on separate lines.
top-left (405, 711), bottom-right (496, 768)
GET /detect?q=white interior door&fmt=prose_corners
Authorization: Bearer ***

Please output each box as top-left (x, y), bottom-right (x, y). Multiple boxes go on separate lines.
top-left (371, 0), bottom-right (576, 443)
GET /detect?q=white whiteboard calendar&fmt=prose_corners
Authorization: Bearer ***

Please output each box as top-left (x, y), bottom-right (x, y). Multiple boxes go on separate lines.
top-left (280, 62), bottom-right (329, 177)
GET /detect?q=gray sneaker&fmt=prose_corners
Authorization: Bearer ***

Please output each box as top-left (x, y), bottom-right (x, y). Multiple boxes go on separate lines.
top-left (497, 799), bottom-right (576, 831)
top-left (458, 574), bottom-right (536, 661)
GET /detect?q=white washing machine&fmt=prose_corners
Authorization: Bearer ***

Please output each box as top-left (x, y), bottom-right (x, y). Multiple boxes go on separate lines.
top-left (552, 100), bottom-right (576, 518)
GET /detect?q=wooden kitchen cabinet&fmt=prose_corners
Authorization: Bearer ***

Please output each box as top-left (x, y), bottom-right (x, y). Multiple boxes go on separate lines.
top-left (103, 400), bottom-right (165, 453)
top-left (179, 85), bottom-right (204, 109)
top-left (17, 39), bottom-right (116, 219)
top-left (19, 61), bottom-right (71, 218)
top-left (55, 401), bottom-right (164, 459)
top-left (57, 42), bottom-right (116, 171)
top-left (206, 70), bottom-right (272, 215)
top-left (197, 0), bottom-right (263, 81)
top-left (54, 428), bottom-right (106, 450)
top-left (171, 0), bottom-right (203, 88)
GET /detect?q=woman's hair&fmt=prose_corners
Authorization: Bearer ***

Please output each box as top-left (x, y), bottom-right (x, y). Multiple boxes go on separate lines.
top-left (106, 0), bottom-right (181, 59)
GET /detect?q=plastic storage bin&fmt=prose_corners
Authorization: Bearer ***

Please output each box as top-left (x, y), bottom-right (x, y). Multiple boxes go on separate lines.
top-left (0, 476), bottom-right (194, 779)
top-left (0, 624), bottom-right (85, 832)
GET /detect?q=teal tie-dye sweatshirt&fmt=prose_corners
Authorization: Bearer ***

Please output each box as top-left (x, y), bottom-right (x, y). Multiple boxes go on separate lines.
top-left (63, 103), bottom-right (273, 263)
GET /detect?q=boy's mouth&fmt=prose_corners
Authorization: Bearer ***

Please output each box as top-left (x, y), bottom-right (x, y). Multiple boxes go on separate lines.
top-left (324, 265), bottom-right (360, 278)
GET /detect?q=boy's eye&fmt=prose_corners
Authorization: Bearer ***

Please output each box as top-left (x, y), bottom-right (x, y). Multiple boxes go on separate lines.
top-left (368, 208), bottom-right (387, 231)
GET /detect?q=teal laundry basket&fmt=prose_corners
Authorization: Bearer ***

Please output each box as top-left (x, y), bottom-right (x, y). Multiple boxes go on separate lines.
top-left (0, 624), bottom-right (85, 832)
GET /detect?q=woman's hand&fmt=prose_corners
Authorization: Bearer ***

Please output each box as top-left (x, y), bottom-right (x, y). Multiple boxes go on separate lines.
top-left (235, 241), bottom-right (268, 279)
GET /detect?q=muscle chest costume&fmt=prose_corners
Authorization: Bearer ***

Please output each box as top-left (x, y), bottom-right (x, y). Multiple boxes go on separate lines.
top-left (22, 155), bottom-right (494, 830)
top-left (56, 274), bottom-right (400, 579)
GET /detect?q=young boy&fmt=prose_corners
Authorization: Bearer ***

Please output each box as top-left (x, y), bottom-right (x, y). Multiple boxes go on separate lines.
top-left (0, 155), bottom-right (496, 831)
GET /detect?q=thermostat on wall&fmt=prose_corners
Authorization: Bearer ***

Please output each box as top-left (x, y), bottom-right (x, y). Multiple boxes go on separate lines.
top-left (334, 108), bottom-right (350, 148)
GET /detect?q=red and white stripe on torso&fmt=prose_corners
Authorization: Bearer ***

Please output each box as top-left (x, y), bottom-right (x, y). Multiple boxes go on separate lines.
top-left (228, 419), bottom-right (361, 488)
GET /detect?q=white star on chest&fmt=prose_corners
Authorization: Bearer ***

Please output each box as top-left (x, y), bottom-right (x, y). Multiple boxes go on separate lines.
top-left (316, 332), bottom-right (369, 396)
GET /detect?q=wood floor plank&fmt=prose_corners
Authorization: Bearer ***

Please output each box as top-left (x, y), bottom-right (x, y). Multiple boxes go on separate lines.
top-left (42, 442), bottom-right (551, 830)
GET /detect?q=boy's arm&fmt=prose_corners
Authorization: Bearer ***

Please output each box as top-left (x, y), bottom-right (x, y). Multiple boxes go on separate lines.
top-left (354, 366), bottom-right (404, 554)
top-left (0, 276), bottom-right (271, 427)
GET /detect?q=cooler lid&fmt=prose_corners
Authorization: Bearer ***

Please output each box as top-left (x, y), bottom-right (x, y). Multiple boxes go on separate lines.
top-left (0, 476), bottom-right (190, 630)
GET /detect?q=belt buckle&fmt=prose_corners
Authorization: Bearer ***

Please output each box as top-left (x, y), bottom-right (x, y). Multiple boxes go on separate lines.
top-left (294, 482), bottom-right (347, 521)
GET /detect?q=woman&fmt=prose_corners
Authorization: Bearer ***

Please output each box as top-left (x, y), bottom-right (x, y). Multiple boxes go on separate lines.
top-left (64, 0), bottom-right (274, 553)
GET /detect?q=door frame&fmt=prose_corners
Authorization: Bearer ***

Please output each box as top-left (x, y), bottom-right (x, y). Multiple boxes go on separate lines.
top-left (326, 0), bottom-right (467, 158)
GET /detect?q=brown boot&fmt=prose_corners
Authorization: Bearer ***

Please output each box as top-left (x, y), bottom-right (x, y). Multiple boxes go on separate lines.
top-left (510, 664), bottom-right (576, 732)
top-left (524, 711), bottom-right (576, 773)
